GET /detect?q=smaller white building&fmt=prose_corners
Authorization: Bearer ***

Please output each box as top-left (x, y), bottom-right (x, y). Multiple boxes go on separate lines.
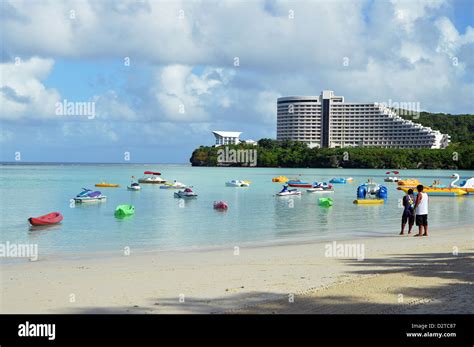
top-left (242, 139), bottom-right (258, 146)
top-left (212, 131), bottom-right (242, 146)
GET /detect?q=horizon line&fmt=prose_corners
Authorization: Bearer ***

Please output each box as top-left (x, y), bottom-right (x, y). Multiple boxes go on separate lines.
top-left (0, 161), bottom-right (190, 165)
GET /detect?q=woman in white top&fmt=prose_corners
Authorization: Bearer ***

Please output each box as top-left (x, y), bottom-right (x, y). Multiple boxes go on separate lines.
top-left (414, 185), bottom-right (429, 237)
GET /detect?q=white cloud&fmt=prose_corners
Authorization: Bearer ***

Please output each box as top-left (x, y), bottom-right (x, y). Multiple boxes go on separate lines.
top-left (154, 65), bottom-right (235, 121)
top-left (390, 0), bottom-right (446, 33)
top-left (0, 57), bottom-right (61, 120)
top-left (435, 17), bottom-right (474, 57)
top-left (1, 0), bottom-right (369, 69)
top-left (1, 0), bottom-right (473, 124)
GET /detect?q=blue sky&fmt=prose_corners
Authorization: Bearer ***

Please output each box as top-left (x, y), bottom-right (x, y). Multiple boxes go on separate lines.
top-left (1, 0), bottom-right (473, 163)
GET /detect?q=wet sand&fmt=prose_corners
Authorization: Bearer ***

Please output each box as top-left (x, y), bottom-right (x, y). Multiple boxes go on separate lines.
top-left (1, 225), bottom-right (472, 314)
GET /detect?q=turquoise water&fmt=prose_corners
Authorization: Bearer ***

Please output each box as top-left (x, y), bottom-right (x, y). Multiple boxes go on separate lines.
top-left (0, 164), bottom-right (473, 257)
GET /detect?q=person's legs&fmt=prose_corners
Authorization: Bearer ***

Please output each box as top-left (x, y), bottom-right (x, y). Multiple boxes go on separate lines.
top-left (423, 216), bottom-right (428, 236)
top-left (414, 215), bottom-right (423, 236)
top-left (400, 214), bottom-right (407, 235)
top-left (408, 217), bottom-right (414, 234)
top-left (416, 225), bottom-right (423, 236)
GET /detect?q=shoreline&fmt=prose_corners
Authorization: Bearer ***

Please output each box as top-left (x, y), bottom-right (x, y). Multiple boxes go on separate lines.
top-left (1, 225), bottom-right (472, 314)
top-left (2, 222), bottom-right (472, 265)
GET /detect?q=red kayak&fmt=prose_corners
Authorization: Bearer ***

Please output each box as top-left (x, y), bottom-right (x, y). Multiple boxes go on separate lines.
top-left (213, 201), bottom-right (229, 210)
top-left (288, 183), bottom-right (313, 188)
top-left (28, 212), bottom-right (63, 226)
top-left (287, 180), bottom-right (313, 188)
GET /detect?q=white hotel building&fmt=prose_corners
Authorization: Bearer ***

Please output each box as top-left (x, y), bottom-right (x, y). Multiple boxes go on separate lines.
top-left (277, 90), bottom-right (450, 149)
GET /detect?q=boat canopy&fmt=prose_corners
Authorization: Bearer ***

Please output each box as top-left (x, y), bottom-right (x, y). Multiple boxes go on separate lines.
top-left (144, 171), bottom-right (161, 175)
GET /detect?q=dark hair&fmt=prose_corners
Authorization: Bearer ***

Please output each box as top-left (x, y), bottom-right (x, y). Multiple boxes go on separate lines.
top-left (416, 185), bottom-right (424, 192)
top-left (408, 189), bottom-right (414, 194)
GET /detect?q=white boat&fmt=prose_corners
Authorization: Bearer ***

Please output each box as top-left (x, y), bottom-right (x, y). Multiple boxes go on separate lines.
top-left (308, 182), bottom-right (335, 192)
top-left (127, 183), bottom-right (141, 191)
top-left (226, 180), bottom-right (251, 187)
top-left (276, 186), bottom-right (302, 196)
top-left (73, 189), bottom-right (107, 203)
top-left (74, 195), bottom-right (107, 203)
top-left (138, 171), bottom-right (167, 184)
top-left (384, 176), bottom-right (399, 182)
top-left (307, 188), bottom-right (334, 193)
top-left (307, 187), bottom-right (323, 192)
top-left (277, 190), bottom-right (302, 196)
top-left (450, 173), bottom-right (474, 193)
top-left (174, 188), bottom-right (198, 198)
top-left (160, 180), bottom-right (187, 189)
top-left (138, 176), bottom-right (167, 184)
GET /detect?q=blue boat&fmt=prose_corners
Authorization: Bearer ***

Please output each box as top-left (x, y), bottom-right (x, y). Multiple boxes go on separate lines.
top-left (356, 183), bottom-right (388, 199)
top-left (329, 178), bottom-right (346, 184)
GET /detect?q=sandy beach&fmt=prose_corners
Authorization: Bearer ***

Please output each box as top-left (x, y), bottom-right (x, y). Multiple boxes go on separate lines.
top-left (1, 225), bottom-right (473, 314)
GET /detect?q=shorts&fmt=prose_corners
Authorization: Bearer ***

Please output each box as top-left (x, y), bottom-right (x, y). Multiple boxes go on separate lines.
top-left (402, 212), bottom-right (414, 225)
top-left (416, 214), bottom-right (428, 226)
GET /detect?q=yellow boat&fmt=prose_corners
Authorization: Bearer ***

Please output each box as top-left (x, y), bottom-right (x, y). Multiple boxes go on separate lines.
top-left (95, 182), bottom-right (120, 188)
top-left (397, 179), bottom-right (420, 187)
top-left (399, 187), bottom-right (466, 196)
top-left (353, 199), bottom-right (384, 205)
top-left (272, 176), bottom-right (289, 183)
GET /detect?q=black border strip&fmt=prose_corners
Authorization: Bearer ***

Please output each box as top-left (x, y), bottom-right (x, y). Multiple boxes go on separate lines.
top-left (0, 314), bottom-right (473, 345)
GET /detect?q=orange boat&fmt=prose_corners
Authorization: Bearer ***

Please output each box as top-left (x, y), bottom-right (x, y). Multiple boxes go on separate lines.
top-left (397, 179), bottom-right (420, 187)
top-left (95, 182), bottom-right (120, 188)
top-left (272, 176), bottom-right (289, 183)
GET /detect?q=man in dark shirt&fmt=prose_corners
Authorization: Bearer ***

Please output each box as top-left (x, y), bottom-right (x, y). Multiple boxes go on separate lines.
top-left (400, 189), bottom-right (415, 235)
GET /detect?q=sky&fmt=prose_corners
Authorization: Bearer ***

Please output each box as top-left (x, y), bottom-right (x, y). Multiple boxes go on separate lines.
top-left (0, 0), bottom-right (473, 163)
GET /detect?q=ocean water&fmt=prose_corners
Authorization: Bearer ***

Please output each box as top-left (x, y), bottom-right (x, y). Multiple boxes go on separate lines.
top-left (0, 164), bottom-right (473, 257)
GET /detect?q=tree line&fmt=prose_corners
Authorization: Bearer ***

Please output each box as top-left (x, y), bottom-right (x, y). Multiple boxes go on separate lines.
top-left (190, 113), bottom-right (474, 170)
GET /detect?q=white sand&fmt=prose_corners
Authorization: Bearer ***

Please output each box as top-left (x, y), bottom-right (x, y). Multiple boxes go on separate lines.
top-left (1, 225), bottom-right (473, 314)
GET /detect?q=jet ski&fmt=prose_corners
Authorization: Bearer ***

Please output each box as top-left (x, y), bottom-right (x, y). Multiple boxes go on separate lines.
top-left (276, 185), bottom-right (302, 196)
top-left (174, 187), bottom-right (198, 198)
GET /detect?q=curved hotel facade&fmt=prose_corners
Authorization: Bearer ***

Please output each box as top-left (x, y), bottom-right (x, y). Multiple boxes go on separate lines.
top-left (277, 90), bottom-right (450, 149)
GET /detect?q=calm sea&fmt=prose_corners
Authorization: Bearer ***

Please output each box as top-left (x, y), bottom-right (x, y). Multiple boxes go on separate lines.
top-left (1, 164), bottom-right (473, 258)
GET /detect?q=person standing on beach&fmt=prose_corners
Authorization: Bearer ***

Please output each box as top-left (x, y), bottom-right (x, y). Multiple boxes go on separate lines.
top-left (414, 185), bottom-right (429, 237)
top-left (400, 189), bottom-right (415, 235)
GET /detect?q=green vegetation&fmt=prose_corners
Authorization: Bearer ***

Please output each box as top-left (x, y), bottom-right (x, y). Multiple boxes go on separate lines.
top-left (190, 113), bottom-right (474, 170)
top-left (398, 111), bottom-right (474, 144)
